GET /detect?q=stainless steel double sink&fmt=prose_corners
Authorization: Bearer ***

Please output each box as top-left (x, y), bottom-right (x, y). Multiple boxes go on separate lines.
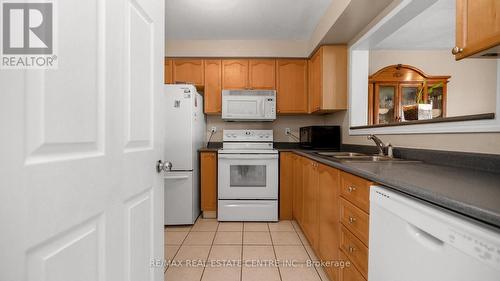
top-left (315, 151), bottom-right (419, 163)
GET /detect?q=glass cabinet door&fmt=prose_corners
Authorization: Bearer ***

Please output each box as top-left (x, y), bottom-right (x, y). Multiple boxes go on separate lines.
top-left (400, 85), bottom-right (419, 106)
top-left (376, 85), bottom-right (396, 124)
top-left (428, 84), bottom-right (444, 118)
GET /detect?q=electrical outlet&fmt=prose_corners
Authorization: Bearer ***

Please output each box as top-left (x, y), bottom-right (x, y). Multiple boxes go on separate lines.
top-left (285, 128), bottom-right (291, 135)
top-left (211, 127), bottom-right (217, 133)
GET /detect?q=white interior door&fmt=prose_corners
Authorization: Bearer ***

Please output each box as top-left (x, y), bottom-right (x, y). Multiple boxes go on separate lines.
top-left (0, 0), bottom-right (165, 281)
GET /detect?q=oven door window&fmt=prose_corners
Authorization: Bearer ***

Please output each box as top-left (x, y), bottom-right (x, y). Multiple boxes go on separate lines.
top-left (229, 165), bottom-right (266, 187)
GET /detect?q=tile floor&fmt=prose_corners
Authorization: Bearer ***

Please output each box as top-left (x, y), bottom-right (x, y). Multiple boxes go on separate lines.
top-left (164, 218), bottom-right (329, 281)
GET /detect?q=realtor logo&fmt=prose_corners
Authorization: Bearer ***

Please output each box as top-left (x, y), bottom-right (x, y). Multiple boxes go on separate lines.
top-left (1, 0), bottom-right (57, 69)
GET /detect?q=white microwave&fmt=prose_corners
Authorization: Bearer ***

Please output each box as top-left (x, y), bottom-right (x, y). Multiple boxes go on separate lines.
top-left (221, 89), bottom-right (276, 121)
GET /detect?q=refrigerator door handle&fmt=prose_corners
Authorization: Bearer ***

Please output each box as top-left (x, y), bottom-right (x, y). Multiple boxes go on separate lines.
top-left (164, 175), bottom-right (189, 180)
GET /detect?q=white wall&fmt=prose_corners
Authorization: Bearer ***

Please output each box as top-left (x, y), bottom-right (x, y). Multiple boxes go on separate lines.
top-left (369, 50), bottom-right (497, 116)
top-left (166, 40), bottom-right (309, 58)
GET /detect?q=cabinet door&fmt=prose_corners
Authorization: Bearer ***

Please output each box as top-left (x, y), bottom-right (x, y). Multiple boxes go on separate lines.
top-left (374, 84), bottom-right (397, 124)
top-left (339, 252), bottom-right (366, 281)
top-left (248, 59), bottom-right (276, 89)
top-left (222, 59), bottom-right (249, 89)
top-left (276, 59), bottom-right (308, 114)
top-left (204, 60), bottom-right (222, 114)
top-left (318, 164), bottom-right (341, 281)
top-left (455, 0), bottom-right (500, 59)
top-left (303, 160), bottom-right (319, 250)
top-left (200, 152), bottom-right (217, 212)
top-left (293, 155), bottom-right (304, 225)
top-left (308, 49), bottom-right (322, 113)
top-left (172, 59), bottom-right (204, 85)
top-left (279, 152), bottom-right (294, 220)
top-left (427, 82), bottom-right (446, 118)
top-left (164, 58), bottom-right (173, 84)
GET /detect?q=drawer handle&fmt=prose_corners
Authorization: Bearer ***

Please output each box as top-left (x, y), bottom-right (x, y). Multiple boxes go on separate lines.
top-left (348, 245), bottom-right (356, 253)
top-left (347, 186), bottom-right (356, 192)
top-left (348, 217), bottom-right (356, 224)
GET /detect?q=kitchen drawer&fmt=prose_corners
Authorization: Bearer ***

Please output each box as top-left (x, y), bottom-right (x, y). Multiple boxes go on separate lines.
top-left (340, 198), bottom-right (369, 246)
top-left (340, 226), bottom-right (368, 279)
top-left (340, 172), bottom-right (371, 213)
top-left (339, 252), bottom-right (366, 281)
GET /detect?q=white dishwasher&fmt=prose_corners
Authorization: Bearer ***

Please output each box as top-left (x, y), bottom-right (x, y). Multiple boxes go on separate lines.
top-left (369, 186), bottom-right (500, 281)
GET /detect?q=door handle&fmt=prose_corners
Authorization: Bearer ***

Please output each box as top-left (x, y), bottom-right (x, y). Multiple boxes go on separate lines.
top-left (407, 223), bottom-right (444, 249)
top-left (156, 160), bottom-right (172, 173)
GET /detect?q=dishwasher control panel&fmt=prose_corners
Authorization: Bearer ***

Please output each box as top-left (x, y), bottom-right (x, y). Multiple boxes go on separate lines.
top-left (448, 227), bottom-right (500, 271)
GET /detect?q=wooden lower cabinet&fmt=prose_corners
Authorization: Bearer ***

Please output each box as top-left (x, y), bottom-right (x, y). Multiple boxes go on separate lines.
top-left (339, 252), bottom-right (366, 281)
top-left (302, 159), bottom-right (319, 250)
top-left (339, 198), bottom-right (369, 246)
top-left (340, 172), bottom-right (371, 213)
top-left (340, 226), bottom-right (368, 279)
top-left (318, 164), bottom-right (341, 281)
top-left (292, 154), bottom-right (304, 225)
top-left (200, 152), bottom-right (217, 218)
top-left (283, 153), bottom-right (371, 281)
top-left (279, 152), bottom-right (294, 220)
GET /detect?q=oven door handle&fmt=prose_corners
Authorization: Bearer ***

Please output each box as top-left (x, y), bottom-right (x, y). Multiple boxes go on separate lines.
top-left (218, 154), bottom-right (278, 160)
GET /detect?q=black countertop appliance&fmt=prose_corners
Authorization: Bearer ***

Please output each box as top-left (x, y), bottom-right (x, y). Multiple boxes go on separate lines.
top-left (299, 126), bottom-right (341, 150)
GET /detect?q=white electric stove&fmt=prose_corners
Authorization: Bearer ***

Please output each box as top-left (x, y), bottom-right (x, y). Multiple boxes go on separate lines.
top-left (217, 130), bottom-right (278, 221)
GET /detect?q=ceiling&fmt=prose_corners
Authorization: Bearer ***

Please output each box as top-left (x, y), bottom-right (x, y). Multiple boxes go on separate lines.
top-left (320, 0), bottom-right (394, 44)
top-left (374, 0), bottom-right (455, 49)
top-left (165, 0), bottom-right (332, 40)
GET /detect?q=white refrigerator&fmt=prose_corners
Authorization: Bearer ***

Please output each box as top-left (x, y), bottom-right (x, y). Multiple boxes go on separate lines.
top-left (164, 85), bottom-right (206, 225)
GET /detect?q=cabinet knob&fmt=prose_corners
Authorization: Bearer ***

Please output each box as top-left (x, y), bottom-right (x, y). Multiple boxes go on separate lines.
top-left (348, 245), bottom-right (356, 253)
top-left (348, 217), bottom-right (356, 224)
top-left (451, 46), bottom-right (464, 55)
top-left (348, 186), bottom-right (356, 192)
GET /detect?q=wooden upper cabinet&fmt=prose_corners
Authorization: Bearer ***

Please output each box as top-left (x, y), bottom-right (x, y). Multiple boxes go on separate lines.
top-left (222, 59), bottom-right (249, 89)
top-left (308, 45), bottom-right (348, 113)
top-left (276, 59), bottom-right (308, 114)
top-left (248, 59), bottom-right (276, 89)
top-left (164, 58), bottom-right (173, 84)
top-left (172, 59), bottom-right (204, 86)
top-left (455, 0), bottom-right (500, 60)
top-left (204, 60), bottom-right (222, 114)
top-left (308, 51), bottom-right (321, 112)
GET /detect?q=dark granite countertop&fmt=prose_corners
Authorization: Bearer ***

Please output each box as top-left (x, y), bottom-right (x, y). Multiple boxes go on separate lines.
top-left (293, 150), bottom-right (500, 229)
top-left (198, 143), bottom-right (500, 228)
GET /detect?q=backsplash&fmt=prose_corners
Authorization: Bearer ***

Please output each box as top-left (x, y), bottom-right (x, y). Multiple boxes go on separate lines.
top-left (205, 115), bottom-right (332, 142)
